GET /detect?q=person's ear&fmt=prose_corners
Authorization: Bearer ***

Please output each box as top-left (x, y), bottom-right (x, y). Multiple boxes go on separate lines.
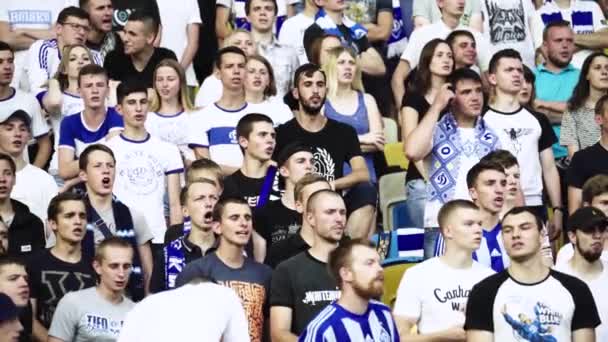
top-left (238, 135), bottom-right (248, 150)
top-left (469, 187), bottom-right (478, 202)
top-left (292, 87), bottom-right (300, 101)
top-left (567, 230), bottom-right (577, 245)
top-left (79, 169), bottom-right (88, 183)
top-left (212, 221), bottom-right (222, 235)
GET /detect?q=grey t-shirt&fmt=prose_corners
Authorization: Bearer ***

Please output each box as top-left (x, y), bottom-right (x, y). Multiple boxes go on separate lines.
top-left (93, 206), bottom-right (153, 246)
top-left (49, 287), bottom-right (135, 342)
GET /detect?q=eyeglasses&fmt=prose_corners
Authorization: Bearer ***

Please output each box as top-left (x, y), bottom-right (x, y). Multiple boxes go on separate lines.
top-left (61, 22), bottom-right (91, 33)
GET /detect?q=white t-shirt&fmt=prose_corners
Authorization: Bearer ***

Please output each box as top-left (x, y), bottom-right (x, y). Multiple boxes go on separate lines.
top-left (145, 110), bottom-right (197, 161)
top-left (400, 19), bottom-right (490, 71)
top-left (555, 260), bottom-right (608, 342)
top-left (0, 88), bottom-right (50, 140)
top-left (249, 98), bottom-right (293, 126)
top-left (555, 243), bottom-right (608, 266)
top-left (187, 102), bottom-right (258, 168)
top-left (393, 257), bottom-right (494, 334)
top-left (105, 134), bottom-right (184, 243)
top-left (195, 75), bottom-right (222, 108)
top-left (118, 282), bottom-right (250, 342)
top-left (157, 0), bottom-right (202, 86)
top-left (0, 0), bottom-right (73, 90)
top-left (481, 0), bottom-right (536, 68)
top-left (216, 0), bottom-right (300, 36)
top-left (278, 13), bottom-right (315, 64)
top-left (12, 164), bottom-right (58, 223)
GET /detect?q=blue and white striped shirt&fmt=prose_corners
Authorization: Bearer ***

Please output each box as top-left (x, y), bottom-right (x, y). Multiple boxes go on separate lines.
top-left (472, 223), bottom-right (509, 273)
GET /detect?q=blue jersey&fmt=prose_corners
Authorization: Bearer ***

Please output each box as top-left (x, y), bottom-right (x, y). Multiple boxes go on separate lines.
top-left (299, 300), bottom-right (399, 342)
top-left (58, 108), bottom-right (123, 157)
top-left (472, 223), bottom-right (509, 273)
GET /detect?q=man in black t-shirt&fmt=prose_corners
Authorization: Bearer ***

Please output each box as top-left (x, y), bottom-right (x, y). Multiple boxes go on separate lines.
top-left (568, 95), bottom-right (608, 214)
top-left (276, 64), bottom-right (377, 239)
top-left (28, 193), bottom-right (96, 341)
top-left (0, 256), bottom-right (32, 342)
top-left (270, 190), bottom-right (344, 340)
top-left (104, 10), bottom-right (176, 88)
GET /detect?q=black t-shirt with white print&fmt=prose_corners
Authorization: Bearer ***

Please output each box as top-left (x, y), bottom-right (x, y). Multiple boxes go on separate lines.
top-left (253, 199), bottom-right (301, 247)
top-left (465, 269), bottom-right (600, 341)
top-left (222, 170), bottom-right (281, 208)
top-left (275, 118), bottom-right (362, 182)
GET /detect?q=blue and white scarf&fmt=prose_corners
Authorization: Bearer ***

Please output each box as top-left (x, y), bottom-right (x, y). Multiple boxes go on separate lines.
top-left (315, 9), bottom-right (368, 53)
top-left (164, 236), bottom-right (187, 290)
top-left (387, 0), bottom-right (410, 58)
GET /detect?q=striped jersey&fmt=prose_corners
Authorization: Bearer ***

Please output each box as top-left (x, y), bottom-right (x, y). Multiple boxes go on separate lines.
top-left (472, 223), bottom-right (509, 273)
top-left (299, 300), bottom-right (399, 342)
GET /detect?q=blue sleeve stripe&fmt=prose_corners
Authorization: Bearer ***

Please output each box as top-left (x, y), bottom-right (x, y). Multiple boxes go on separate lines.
top-left (165, 168), bottom-right (184, 175)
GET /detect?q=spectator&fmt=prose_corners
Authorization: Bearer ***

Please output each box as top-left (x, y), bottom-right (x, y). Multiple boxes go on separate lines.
top-left (555, 206), bottom-right (608, 342)
top-left (156, 0), bottom-right (201, 87)
top-left (568, 95), bottom-right (608, 213)
top-left (195, 29), bottom-right (257, 108)
top-left (479, 150), bottom-right (525, 216)
top-left (80, 0), bottom-right (118, 62)
top-left (533, 0), bottom-right (607, 69)
top-left (47, 237), bottom-right (135, 342)
top-left (561, 52), bottom-right (608, 158)
top-left (279, 0), bottom-right (318, 64)
top-left (308, 34), bottom-right (342, 65)
top-left (0, 293), bottom-right (23, 342)
top-left (345, 0), bottom-right (393, 45)
top-left (118, 277), bottom-right (250, 341)
top-left (393, 200), bottom-right (493, 340)
top-left (57, 64), bottom-right (123, 185)
top-left (223, 114), bottom-right (280, 206)
top-left (399, 39), bottom-right (453, 228)
top-left (0, 0), bottom-right (72, 90)
top-left (255, 143), bottom-right (313, 250)
top-left (247, 0), bottom-right (299, 99)
top-left (534, 21), bottom-right (580, 164)
top-left (391, 0), bottom-right (488, 106)
top-left (303, 0), bottom-right (386, 77)
top-left (188, 46), bottom-right (259, 173)
top-left (244, 55), bottom-right (293, 125)
top-left (412, 0), bottom-right (482, 31)
top-left (265, 173), bottom-right (331, 268)
top-left (299, 239), bottom-right (398, 341)
top-left (151, 178), bottom-right (220, 293)
top-left (0, 256), bottom-right (32, 341)
top-left (28, 193), bottom-right (96, 341)
top-left (0, 153), bottom-right (45, 259)
top-left (406, 68), bottom-right (499, 258)
top-left (103, 11), bottom-right (177, 88)
top-left (465, 207), bottom-right (600, 341)
top-left (26, 6), bottom-right (96, 93)
top-left (147, 59), bottom-right (198, 162)
top-left (0, 220), bottom-right (6, 255)
top-left (445, 30), bottom-right (478, 70)
top-left (176, 197), bottom-right (273, 342)
top-left (38, 44), bottom-right (91, 179)
top-left (111, 0), bottom-right (160, 33)
top-left (185, 158), bottom-right (225, 194)
top-left (480, 0), bottom-right (536, 68)
top-left (322, 46), bottom-right (384, 183)
top-left (0, 109), bottom-right (57, 227)
top-left (0, 42), bottom-right (52, 170)
top-left (518, 65), bottom-right (536, 109)
top-left (484, 49), bottom-right (563, 240)
top-left (270, 190), bottom-right (344, 340)
top-left (78, 144), bottom-right (154, 301)
top-left (106, 81), bottom-right (183, 258)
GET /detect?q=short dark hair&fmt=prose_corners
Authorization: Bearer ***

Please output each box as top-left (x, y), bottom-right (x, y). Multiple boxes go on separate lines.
top-left (236, 113), bottom-right (273, 140)
top-left (215, 46), bottom-right (247, 70)
top-left (448, 67), bottom-right (482, 89)
top-left (79, 144), bottom-right (115, 171)
top-left (480, 149), bottom-right (519, 170)
top-left (0, 153), bottom-right (16, 174)
top-left (126, 10), bottom-right (159, 35)
top-left (179, 178), bottom-right (218, 206)
top-left (445, 30), bottom-right (476, 47)
top-left (543, 20), bottom-right (572, 42)
top-left (328, 238), bottom-right (375, 289)
top-left (596, 94), bottom-right (608, 116)
top-left (488, 48), bottom-right (522, 74)
top-left (437, 199), bottom-right (479, 229)
top-left (502, 206), bottom-right (543, 231)
top-left (582, 174), bottom-right (608, 204)
top-left (212, 197), bottom-right (250, 222)
top-left (78, 64), bottom-right (108, 87)
top-left (0, 255), bottom-right (26, 273)
top-left (466, 160), bottom-right (506, 189)
top-left (245, 0), bottom-right (278, 15)
top-left (116, 79), bottom-right (148, 105)
top-left (47, 192), bottom-right (85, 222)
top-left (57, 6), bottom-right (89, 24)
top-left (94, 236), bottom-right (133, 264)
top-left (0, 41), bottom-right (13, 54)
top-left (293, 63), bottom-right (326, 89)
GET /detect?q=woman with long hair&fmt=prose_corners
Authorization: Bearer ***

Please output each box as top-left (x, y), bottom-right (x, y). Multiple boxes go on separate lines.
top-left (244, 55), bottom-right (292, 125)
top-left (399, 38), bottom-right (454, 227)
top-left (321, 46), bottom-right (384, 183)
top-left (518, 65), bottom-right (537, 110)
top-left (148, 59), bottom-right (198, 162)
top-left (561, 52), bottom-right (608, 158)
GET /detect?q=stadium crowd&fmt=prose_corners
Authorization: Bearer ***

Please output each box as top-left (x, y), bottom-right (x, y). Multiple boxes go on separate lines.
top-left (0, 0), bottom-right (608, 341)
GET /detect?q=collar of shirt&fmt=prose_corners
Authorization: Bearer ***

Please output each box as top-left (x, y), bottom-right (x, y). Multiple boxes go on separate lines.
top-left (537, 63), bottom-right (578, 75)
top-left (183, 233), bottom-right (219, 256)
top-left (257, 35), bottom-right (281, 51)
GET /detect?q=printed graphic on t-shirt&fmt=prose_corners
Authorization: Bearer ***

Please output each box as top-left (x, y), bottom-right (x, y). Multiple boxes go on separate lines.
top-left (302, 289), bottom-right (341, 306)
top-left (40, 271), bottom-right (94, 324)
top-left (503, 128), bottom-right (534, 155)
top-left (501, 301), bottom-right (561, 342)
top-left (313, 147), bottom-right (336, 182)
top-left (221, 280), bottom-right (266, 342)
top-left (119, 150), bottom-right (165, 196)
top-left (485, 0), bottom-right (527, 43)
top-left (81, 314), bottom-right (124, 338)
top-left (433, 285), bottom-right (471, 314)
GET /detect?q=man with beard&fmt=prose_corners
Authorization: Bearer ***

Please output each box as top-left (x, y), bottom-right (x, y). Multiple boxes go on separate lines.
top-left (0, 256), bottom-right (32, 341)
top-left (393, 200), bottom-right (493, 341)
top-left (270, 189), bottom-right (344, 341)
top-left (465, 207), bottom-right (600, 342)
top-left (80, 0), bottom-right (120, 62)
top-left (275, 63), bottom-right (375, 239)
top-left (299, 239), bottom-right (399, 341)
top-left (555, 206), bottom-right (608, 341)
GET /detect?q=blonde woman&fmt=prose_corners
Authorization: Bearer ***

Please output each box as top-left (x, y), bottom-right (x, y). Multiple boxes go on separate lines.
top-left (322, 46), bottom-right (384, 183)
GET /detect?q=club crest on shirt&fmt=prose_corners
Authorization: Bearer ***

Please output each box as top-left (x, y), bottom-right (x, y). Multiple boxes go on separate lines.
top-left (501, 301), bottom-right (561, 342)
top-left (120, 150), bottom-right (163, 195)
top-left (313, 147), bottom-right (336, 182)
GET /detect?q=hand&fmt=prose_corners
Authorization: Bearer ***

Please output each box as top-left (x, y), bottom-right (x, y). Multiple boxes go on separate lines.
top-left (548, 209), bottom-right (563, 241)
top-left (433, 83), bottom-right (455, 110)
top-left (438, 326), bottom-right (466, 341)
